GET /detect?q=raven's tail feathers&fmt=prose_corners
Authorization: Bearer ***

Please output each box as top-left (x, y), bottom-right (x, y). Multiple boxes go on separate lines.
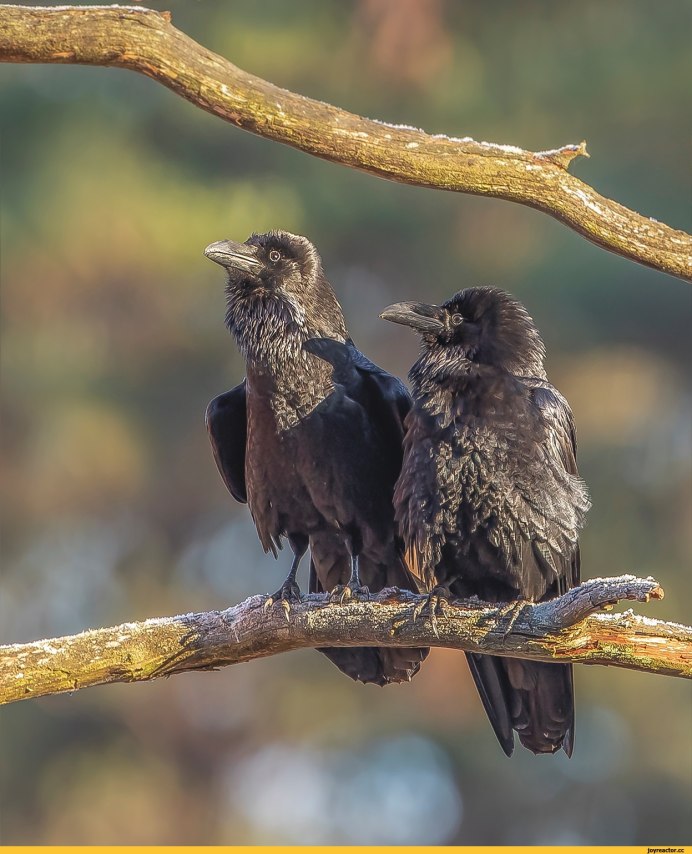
top-left (466, 653), bottom-right (574, 757)
top-left (309, 554), bottom-right (429, 686)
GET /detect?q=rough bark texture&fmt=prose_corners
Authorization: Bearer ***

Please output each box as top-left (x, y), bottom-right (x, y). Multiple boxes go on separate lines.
top-left (1, 576), bottom-right (689, 705)
top-left (0, 4), bottom-right (690, 281)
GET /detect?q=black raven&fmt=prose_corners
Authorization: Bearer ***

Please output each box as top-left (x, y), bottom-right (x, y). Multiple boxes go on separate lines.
top-left (204, 230), bottom-right (428, 685)
top-left (381, 287), bottom-right (590, 755)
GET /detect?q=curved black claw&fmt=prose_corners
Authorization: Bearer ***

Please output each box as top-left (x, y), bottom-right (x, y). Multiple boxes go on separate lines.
top-left (264, 579), bottom-right (303, 621)
top-left (329, 582), bottom-right (371, 605)
top-left (412, 586), bottom-right (451, 637)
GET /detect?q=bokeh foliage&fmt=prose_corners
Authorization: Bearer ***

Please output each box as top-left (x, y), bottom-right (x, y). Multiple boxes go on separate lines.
top-left (1, 0), bottom-right (690, 844)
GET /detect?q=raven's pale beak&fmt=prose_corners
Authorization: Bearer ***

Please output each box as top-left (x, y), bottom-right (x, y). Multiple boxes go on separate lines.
top-left (204, 239), bottom-right (262, 272)
top-left (380, 301), bottom-right (446, 335)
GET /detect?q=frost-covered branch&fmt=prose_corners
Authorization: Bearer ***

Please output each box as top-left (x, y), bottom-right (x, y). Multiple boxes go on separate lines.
top-left (1, 575), bottom-right (689, 706)
top-left (0, 5), bottom-right (690, 281)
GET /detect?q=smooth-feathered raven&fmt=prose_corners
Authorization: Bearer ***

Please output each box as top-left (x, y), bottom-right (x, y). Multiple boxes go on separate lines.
top-left (381, 287), bottom-right (590, 754)
top-left (204, 230), bottom-right (428, 685)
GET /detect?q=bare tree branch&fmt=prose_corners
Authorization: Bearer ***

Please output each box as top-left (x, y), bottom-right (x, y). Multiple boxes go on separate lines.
top-left (0, 4), bottom-right (689, 281)
top-left (1, 10), bottom-right (690, 709)
top-left (1, 575), bottom-right (689, 706)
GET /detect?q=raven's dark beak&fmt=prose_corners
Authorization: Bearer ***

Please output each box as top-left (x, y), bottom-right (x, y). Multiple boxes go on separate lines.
top-left (204, 239), bottom-right (262, 273)
top-left (380, 301), bottom-right (446, 335)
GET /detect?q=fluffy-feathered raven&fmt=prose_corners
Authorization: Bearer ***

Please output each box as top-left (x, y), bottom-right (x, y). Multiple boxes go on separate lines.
top-left (381, 287), bottom-right (590, 754)
top-left (204, 230), bottom-right (428, 685)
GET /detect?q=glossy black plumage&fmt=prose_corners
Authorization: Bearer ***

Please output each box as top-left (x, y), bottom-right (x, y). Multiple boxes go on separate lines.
top-left (205, 230), bottom-right (427, 685)
top-left (382, 287), bottom-right (590, 754)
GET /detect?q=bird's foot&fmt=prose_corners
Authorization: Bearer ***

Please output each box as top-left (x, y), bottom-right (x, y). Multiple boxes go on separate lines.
top-left (264, 579), bottom-right (303, 622)
top-left (495, 600), bottom-right (528, 637)
top-left (329, 581), bottom-right (371, 605)
top-left (412, 586), bottom-right (450, 638)
top-left (412, 587), bottom-right (450, 620)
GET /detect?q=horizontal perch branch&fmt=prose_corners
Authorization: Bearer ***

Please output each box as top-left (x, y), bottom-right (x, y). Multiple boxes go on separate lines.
top-left (1, 575), bottom-right (689, 705)
top-left (0, 5), bottom-right (690, 282)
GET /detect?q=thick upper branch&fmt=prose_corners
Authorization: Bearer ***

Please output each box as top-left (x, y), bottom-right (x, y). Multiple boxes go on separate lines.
top-left (0, 4), bottom-right (690, 281)
top-left (1, 575), bottom-right (689, 706)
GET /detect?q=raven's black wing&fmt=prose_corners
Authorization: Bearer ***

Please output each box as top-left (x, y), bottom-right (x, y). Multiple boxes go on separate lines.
top-left (467, 380), bottom-right (588, 756)
top-left (303, 338), bottom-right (411, 448)
top-left (205, 381), bottom-right (247, 504)
top-left (532, 384), bottom-right (579, 474)
top-left (347, 343), bottom-right (412, 445)
top-left (530, 381), bottom-right (587, 590)
top-left (306, 340), bottom-right (427, 684)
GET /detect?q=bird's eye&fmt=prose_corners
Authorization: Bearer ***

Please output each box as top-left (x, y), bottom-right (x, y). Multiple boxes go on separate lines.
top-left (269, 249), bottom-right (281, 263)
top-left (451, 313), bottom-right (463, 326)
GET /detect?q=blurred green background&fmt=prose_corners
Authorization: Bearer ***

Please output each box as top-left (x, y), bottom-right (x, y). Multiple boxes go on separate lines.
top-left (1, 0), bottom-right (691, 845)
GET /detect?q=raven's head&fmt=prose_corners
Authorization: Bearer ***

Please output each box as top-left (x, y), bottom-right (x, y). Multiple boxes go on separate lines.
top-left (205, 230), bottom-right (347, 364)
top-left (381, 287), bottom-right (546, 379)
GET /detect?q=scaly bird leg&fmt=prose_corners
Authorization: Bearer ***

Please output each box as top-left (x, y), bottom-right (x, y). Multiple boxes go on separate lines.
top-left (330, 554), bottom-right (371, 604)
top-left (494, 600), bottom-right (528, 637)
top-left (264, 551), bottom-right (304, 621)
top-left (412, 586), bottom-right (451, 638)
